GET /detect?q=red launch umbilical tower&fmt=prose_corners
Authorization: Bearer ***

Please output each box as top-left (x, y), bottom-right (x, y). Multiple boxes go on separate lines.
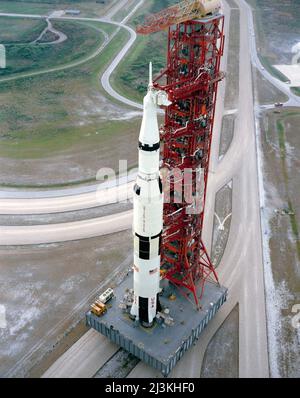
top-left (137, 1), bottom-right (225, 308)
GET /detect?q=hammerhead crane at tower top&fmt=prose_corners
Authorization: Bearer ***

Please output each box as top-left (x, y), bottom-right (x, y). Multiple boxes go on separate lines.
top-left (137, 0), bottom-right (221, 34)
top-left (136, 0), bottom-right (225, 308)
top-left (86, 0), bottom-right (228, 377)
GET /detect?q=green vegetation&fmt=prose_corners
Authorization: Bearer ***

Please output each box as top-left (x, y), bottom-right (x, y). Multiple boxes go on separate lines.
top-left (111, 0), bottom-right (177, 103)
top-left (112, 0), bottom-right (138, 23)
top-left (258, 55), bottom-right (289, 83)
top-left (273, 111), bottom-right (300, 261)
top-left (0, 0), bottom-right (115, 18)
top-left (276, 119), bottom-right (286, 160)
top-left (260, 106), bottom-right (300, 377)
top-left (291, 87), bottom-right (300, 97)
top-left (288, 200), bottom-right (300, 259)
top-left (112, 33), bottom-right (167, 103)
top-left (0, 22), bottom-right (133, 188)
top-left (0, 24), bottom-right (129, 134)
top-left (37, 30), bottom-right (59, 43)
top-left (0, 118), bottom-right (136, 159)
top-left (247, 0), bottom-right (300, 79)
top-left (254, 68), bottom-right (288, 105)
top-left (0, 20), bottom-right (103, 77)
top-left (82, 20), bottom-right (116, 36)
top-left (0, 17), bottom-right (47, 43)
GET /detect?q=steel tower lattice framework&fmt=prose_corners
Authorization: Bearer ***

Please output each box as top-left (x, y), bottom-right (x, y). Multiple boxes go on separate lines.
top-left (138, 10), bottom-right (225, 308)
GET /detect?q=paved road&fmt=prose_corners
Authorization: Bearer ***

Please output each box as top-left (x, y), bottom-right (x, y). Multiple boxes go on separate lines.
top-left (100, 0), bottom-right (144, 110)
top-left (43, 0), bottom-right (269, 378)
top-left (32, 18), bottom-right (67, 44)
top-left (128, 0), bottom-right (269, 378)
top-left (0, 1), bottom-right (143, 204)
top-left (0, 210), bottom-right (132, 246)
top-left (0, 181), bottom-right (134, 215)
top-left (2, 0), bottom-right (270, 378)
top-left (0, 1), bottom-right (144, 108)
top-left (42, 330), bottom-right (118, 378)
top-left (0, 15), bottom-right (111, 83)
top-left (241, 0), bottom-right (300, 107)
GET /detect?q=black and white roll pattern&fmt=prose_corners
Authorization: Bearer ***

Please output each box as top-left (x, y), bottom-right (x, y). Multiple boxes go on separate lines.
top-left (130, 71), bottom-right (164, 326)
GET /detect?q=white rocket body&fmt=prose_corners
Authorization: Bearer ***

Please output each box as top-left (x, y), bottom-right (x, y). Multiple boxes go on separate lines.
top-left (130, 64), bottom-right (170, 326)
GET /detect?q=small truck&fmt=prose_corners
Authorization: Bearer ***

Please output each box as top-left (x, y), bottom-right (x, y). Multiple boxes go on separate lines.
top-left (91, 301), bottom-right (107, 317)
top-left (98, 288), bottom-right (114, 304)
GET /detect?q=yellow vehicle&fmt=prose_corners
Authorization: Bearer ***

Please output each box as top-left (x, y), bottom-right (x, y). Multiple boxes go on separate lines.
top-left (91, 301), bottom-right (107, 317)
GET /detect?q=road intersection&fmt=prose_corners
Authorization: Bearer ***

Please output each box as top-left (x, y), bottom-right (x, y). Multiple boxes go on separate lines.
top-left (2, 0), bottom-right (296, 377)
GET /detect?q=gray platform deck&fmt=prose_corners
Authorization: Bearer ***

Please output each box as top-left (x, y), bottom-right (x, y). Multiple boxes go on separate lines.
top-left (86, 272), bottom-right (227, 376)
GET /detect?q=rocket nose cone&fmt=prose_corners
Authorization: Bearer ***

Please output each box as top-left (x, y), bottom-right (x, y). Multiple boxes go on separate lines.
top-left (143, 90), bottom-right (156, 110)
top-left (139, 91), bottom-right (160, 146)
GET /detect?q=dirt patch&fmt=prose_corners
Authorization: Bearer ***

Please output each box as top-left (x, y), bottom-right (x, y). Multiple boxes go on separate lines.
top-left (0, 230), bottom-right (133, 377)
top-left (224, 8), bottom-right (240, 110)
top-left (200, 304), bottom-right (239, 378)
top-left (94, 348), bottom-right (139, 378)
top-left (211, 181), bottom-right (233, 268)
top-left (259, 107), bottom-right (300, 377)
top-left (219, 115), bottom-right (235, 158)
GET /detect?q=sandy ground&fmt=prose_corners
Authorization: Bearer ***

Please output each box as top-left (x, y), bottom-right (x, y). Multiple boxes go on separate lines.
top-left (0, 230), bottom-right (133, 377)
top-left (258, 107), bottom-right (300, 377)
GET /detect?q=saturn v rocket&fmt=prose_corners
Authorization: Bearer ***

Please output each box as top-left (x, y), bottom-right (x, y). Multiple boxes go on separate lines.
top-left (130, 63), bottom-right (171, 327)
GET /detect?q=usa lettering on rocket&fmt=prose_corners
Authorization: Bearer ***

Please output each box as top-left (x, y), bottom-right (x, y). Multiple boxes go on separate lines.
top-left (130, 63), bottom-right (171, 327)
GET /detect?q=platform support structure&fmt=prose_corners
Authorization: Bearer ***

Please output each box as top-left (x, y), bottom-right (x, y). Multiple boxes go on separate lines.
top-left (153, 15), bottom-right (225, 308)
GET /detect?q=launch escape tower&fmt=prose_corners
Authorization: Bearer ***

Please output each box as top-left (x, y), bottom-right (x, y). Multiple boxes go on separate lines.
top-left (137, 1), bottom-right (225, 307)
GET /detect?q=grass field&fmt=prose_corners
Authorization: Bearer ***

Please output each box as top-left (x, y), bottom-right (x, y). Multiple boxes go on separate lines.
top-left (111, 0), bottom-right (177, 103)
top-left (0, 19), bottom-right (103, 77)
top-left (0, 17), bottom-right (47, 43)
top-left (291, 87), bottom-right (300, 96)
top-left (0, 20), bottom-right (141, 186)
top-left (0, 22), bottom-right (127, 142)
top-left (112, 0), bottom-right (139, 23)
top-left (0, 0), bottom-right (118, 18)
top-left (247, 0), bottom-right (300, 82)
top-left (253, 68), bottom-right (288, 105)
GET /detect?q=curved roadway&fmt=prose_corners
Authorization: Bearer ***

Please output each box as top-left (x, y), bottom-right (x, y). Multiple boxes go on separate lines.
top-left (0, 16), bottom-right (111, 83)
top-left (1, 0), bottom-right (297, 378)
top-left (32, 18), bottom-right (67, 44)
top-left (43, 0), bottom-right (270, 379)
